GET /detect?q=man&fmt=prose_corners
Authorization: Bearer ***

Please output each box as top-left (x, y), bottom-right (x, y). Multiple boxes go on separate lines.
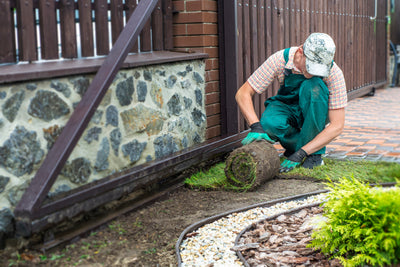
top-left (235, 33), bottom-right (347, 172)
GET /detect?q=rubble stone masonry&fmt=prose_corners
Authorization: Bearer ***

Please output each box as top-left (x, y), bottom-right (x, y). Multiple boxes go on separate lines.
top-left (0, 60), bottom-right (206, 234)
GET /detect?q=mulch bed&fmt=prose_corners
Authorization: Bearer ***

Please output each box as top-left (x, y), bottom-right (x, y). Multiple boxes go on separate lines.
top-left (234, 206), bottom-right (343, 266)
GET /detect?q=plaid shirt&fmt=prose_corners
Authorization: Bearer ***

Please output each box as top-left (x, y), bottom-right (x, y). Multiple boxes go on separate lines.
top-left (248, 47), bottom-right (347, 109)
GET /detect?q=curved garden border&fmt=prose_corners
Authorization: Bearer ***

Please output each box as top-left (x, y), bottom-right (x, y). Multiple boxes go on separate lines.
top-left (176, 182), bottom-right (397, 266)
top-left (233, 182), bottom-right (398, 266)
top-left (175, 189), bottom-right (329, 266)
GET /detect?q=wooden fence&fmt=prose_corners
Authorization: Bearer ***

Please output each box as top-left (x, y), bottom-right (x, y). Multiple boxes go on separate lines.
top-left (0, 0), bottom-right (173, 64)
top-left (220, 0), bottom-right (389, 134)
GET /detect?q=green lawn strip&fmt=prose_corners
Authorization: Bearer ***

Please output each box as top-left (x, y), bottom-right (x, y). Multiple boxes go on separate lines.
top-left (184, 159), bottom-right (400, 191)
top-left (184, 162), bottom-right (230, 190)
top-left (184, 162), bottom-right (255, 191)
top-left (281, 158), bottom-right (400, 183)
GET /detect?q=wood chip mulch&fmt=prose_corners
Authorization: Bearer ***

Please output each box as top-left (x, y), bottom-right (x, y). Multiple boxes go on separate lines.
top-left (233, 206), bottom-right (343, 267)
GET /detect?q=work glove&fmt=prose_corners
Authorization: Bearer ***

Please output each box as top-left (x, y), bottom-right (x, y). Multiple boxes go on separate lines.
top-left (279, 148), bottom-right (308, 173)
top-left (241, 122), bottom-right (274, 145)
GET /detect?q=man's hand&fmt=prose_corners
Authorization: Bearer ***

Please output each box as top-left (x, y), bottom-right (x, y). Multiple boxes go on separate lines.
top-left (280, 148), bottom-right (308, 172)
top-left (242, 122), bottom-right (274, 145)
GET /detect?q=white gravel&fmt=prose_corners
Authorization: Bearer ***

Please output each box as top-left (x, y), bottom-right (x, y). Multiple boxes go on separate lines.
top-left (179, 193), bottom-right (329, 267)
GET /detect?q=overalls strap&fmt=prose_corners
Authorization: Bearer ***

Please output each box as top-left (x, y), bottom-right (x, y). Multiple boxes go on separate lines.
top-left (283, 47), bottom-right (290, 63)
top-left (264, 48), bottom-right (307, 107)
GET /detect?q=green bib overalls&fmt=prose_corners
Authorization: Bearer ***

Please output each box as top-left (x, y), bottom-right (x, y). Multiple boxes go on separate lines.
top-left (260, 48), bottom-right (329, 156)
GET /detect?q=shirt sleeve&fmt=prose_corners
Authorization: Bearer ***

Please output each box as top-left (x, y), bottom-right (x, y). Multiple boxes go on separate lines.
top-left (324, 63), bottom-right (348, 109)
top-left (247, 49), bottom-right (286, 94)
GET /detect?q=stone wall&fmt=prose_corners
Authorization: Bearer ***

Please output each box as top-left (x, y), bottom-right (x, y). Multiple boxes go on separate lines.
top-left (0, 60), bottom-right (206, 237)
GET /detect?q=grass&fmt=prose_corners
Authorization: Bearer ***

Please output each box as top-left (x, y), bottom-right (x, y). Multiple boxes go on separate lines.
top-left (184, 162), bottom-right (227, 190)
top-left (184, 158), bottom-right (400, 191)
top-left (284, 158), bottom-right (400, 183)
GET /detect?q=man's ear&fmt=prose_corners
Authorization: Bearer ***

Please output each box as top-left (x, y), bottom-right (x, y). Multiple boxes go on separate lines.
top-left (298, 45), bottom-right (304, 54)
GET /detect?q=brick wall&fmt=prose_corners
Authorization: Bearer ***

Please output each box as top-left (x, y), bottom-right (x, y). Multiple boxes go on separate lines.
top-left (173, 0), bottom-right (221, 140)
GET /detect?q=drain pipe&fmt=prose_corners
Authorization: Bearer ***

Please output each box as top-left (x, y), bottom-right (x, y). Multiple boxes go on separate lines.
top-left (390, 41), bottom-right (398, 87)
top-left (370, 0), bottom-right (377, 21)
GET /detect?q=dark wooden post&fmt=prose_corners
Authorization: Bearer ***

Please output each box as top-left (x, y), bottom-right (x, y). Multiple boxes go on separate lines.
top-left (162, 0), bottom-right (173, 50)
top-left (95, 0), bottom-right (110, 55)
top-left (219, 0), bottom-right (239, 135)
top-left (39, 0), bottom-right (59, 60)
top-left (78, 0), bottom-right (95, 57)
top-left (0, 0), bottom-right (16, 63)
top-left (111, 0), bottom-right (124, 45)
top-left (16, 0), bottom-right (37, 62)
top-left (152, 0), bottom-right (164, 51)
top-left (60, 0), bottom-right (78, 58)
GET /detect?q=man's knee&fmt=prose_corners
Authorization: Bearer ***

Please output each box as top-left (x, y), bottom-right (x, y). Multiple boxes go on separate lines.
top-left (300, 78), bottom-right (329, 102)
top-left (261, 117), bottom-right (277, 131)
top-left (261, 116), bottom-right (289, 137)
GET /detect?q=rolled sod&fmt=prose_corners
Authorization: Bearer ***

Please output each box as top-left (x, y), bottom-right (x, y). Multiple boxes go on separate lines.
top-left (225, 140), bottom-right (280, 190)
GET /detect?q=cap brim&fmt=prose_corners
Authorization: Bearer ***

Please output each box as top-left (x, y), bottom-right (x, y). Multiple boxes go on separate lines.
top-left (305, 60), bottom-right (330, 77)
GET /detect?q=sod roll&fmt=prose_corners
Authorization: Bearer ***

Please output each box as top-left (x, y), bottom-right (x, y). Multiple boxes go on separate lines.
top-left (225, 140), bottom-right (280, 191)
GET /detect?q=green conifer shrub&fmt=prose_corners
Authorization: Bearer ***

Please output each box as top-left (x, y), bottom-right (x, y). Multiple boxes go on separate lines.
top-left (309, 177), bottom-right (400, 267)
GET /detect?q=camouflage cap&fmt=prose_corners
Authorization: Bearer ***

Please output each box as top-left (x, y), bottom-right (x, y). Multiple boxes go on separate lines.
top-left (303, 33), bottom-right (336, 77)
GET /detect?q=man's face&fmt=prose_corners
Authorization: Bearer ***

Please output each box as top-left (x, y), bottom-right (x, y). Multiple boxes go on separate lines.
top-left (298, 47), bottom-right (313, 79)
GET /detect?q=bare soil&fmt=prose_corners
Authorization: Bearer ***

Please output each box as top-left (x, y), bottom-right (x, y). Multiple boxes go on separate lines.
top-left (0, 177), bottom-right (326, 267)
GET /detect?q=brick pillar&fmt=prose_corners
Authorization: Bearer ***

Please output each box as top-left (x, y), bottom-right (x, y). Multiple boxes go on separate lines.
top-left (173, 0), bottom-right (221, 140)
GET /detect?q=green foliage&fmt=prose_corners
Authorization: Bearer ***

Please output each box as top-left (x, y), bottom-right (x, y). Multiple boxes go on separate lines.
top-left (144, 248), bottom-right (157, 254)
top-left (133, 217), bottom-right (143, 228)
top-left (49, 254), bottom-right (65, 261)
top-left (309, 177), bottom-right (400, 266)
top-left (108, 221), bottom-right (126, 235)
top-left (39, 255), bottom-right (47, 261)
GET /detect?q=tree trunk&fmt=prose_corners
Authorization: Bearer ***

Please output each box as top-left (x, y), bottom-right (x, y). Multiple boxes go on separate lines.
top-left (225, 140), bottom-right (280, 191)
